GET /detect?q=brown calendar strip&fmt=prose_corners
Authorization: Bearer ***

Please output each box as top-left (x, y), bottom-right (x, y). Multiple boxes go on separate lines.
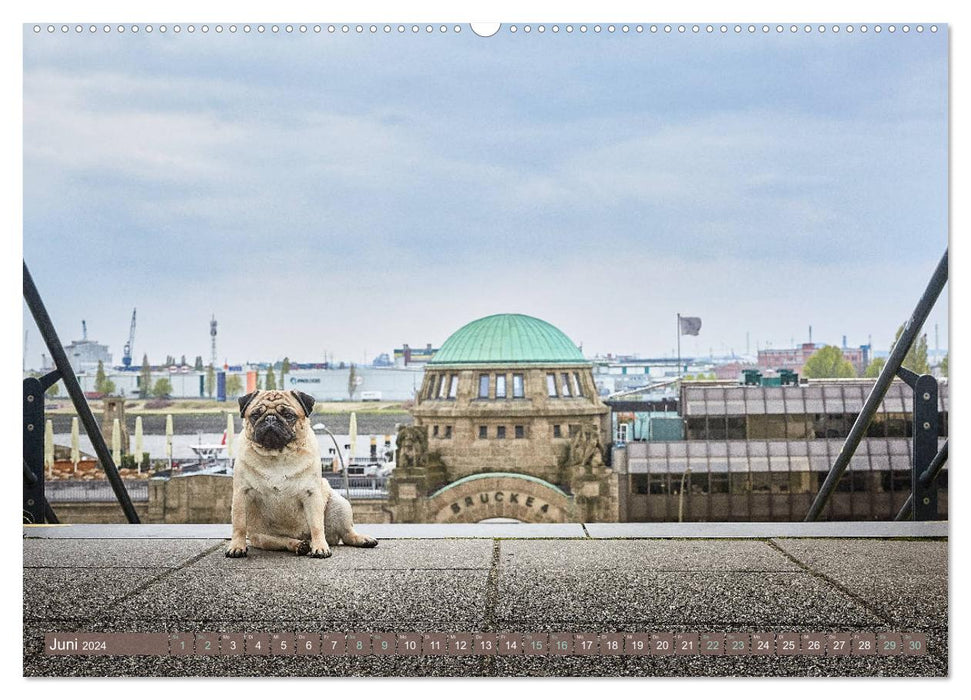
top-left (43, 632), bottom-right (927, 657)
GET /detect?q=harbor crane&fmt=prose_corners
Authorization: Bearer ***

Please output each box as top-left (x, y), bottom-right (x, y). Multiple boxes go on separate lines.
top-left (122, 308), bottom-right (137, 369)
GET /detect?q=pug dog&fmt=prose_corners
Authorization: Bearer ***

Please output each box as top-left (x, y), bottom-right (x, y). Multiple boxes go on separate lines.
top-left (226, 389), bottom-right (378, 558)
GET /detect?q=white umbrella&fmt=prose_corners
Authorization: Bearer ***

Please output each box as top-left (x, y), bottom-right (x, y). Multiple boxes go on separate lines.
top-left (112, 418), bottom-right (122, 466)
top-left (226, 413), bottom-right (235, 459)
top-left (70, 417), bottom-right (80, 474)
top-left (134, 416), bottom-right (144, 474)
top-left (165, 414), bottom-right (174, 469)
top-left (346, 412), bottom-right (357, 497)
top-left (44, 420), bottom-right (54, 478)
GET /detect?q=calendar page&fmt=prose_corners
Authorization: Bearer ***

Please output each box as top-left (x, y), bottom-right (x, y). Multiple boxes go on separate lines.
top-left (21, 13), bottom-right (949, 680)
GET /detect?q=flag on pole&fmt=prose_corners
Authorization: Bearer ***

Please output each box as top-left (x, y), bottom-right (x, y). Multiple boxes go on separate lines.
top-left (679, 316), bottom-right (702, 336)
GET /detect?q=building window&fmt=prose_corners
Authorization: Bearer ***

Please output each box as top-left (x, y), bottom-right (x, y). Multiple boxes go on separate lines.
top-left (426, 375), bottom-right (437, 399)
top-left (437, 374), bottom-right (448, 399)
top-left (444, 425), bottom-right (452, 439)
top-left (546, 373), bottom-right (558, 397)
top-left (478, 425), bottom-right (488, 439)
top-left (560, 373), bottom-right (572, 397)
top-left (727, 416), bottom-right (746, 440)
top-left (496, 426), bottom-right (506, 440)
top-left (514, 425), bottom-right (525, 439)
top-left (496, 374), bottom-right (507, 398)
top-left (432, 425), bottom-right (439, 438)
top-left (553, 424), bottom-right (562, 438)
top-left (448, 374), bottom-right (459, 399)
top-left (512, 373), bottom-right (525, 398)
top-left (478, 374), bottom-right (490, 399)
top-left (572, 372), bottom-right (584, 397)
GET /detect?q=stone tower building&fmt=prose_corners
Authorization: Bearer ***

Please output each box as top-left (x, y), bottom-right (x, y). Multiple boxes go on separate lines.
top-left (389, 314), bottom-right (618, 523)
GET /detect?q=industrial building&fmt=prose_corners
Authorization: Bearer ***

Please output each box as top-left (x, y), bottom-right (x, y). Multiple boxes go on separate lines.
top-left (611, 378), bottom-right (948, 522)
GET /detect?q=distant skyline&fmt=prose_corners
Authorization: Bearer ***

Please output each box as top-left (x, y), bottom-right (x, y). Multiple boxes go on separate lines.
top-left (22, 24), bottom-right (949, 370)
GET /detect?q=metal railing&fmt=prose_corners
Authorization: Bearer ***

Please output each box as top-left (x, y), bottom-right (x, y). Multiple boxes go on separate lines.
top-left (805, 250), bottom-right (948, 522)
top-left (46, 480), bottom-right (151, 503)
top-left (323, 473), bottom-right (390, 499)
top-left (23, 262), bottom-right (141, 524)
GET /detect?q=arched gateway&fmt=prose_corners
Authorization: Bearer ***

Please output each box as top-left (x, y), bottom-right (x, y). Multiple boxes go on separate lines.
top-left (426, 473), bottom-right (573, 523)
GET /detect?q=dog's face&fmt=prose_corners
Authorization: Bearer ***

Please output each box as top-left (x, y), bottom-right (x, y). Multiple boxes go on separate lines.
top-left (238, 390), bottom-right (316, 451)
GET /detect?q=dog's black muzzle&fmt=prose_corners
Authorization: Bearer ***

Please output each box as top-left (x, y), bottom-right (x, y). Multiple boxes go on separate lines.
top-left (253, 414), bottom-right (296, 450)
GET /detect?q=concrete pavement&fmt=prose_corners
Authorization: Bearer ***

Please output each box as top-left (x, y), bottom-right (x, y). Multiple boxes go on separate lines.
top-left (23, 523), bottom-right (948, 677)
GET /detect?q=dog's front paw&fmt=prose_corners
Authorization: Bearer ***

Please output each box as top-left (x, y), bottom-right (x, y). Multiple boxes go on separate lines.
top-left (308, 543), bottom-right (332, 559)
top-left (295, 540), bottom-right (311, 556)
top-left (360, 536), bottom-right (378, 548)
top-left (226, 542), bottom-right (248, 558)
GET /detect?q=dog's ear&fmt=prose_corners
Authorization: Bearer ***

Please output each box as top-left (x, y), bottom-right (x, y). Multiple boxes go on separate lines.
top-left (238, 391), bottom-right (259, 417)
top-left (291, 390), bottom-right (316, 417)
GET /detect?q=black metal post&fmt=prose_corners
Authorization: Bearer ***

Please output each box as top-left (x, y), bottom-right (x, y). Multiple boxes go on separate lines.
top-left (910, 374), bottom-right (939, 520)
top-left (894, 439), bottom-right (948, 521)
top-left (805, 250), bottom-right (947, 521)
top-left (23, 261), bottom-right (141, 523)
top-left (23, 378), bottom-right (46, 523)
top-left (23, 459), bottom-right (60, 524)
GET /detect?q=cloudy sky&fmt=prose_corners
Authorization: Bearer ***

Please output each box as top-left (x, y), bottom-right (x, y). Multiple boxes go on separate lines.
top-left (22, 23), bottom-right (949, 369)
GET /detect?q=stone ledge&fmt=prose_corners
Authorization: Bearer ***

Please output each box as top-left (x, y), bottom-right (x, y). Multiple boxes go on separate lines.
top-left (23, 521), bottom-right (948, 540)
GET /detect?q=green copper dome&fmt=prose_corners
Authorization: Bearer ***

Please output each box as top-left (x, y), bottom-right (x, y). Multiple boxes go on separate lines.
top-left (429, 314), bottom-right (585, 365)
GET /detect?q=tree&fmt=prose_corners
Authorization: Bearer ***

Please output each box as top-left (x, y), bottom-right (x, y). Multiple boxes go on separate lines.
top-left (940, 353), bottom-right (948, 377)
top-left (266, 367), bottom-right (277, 390)
top-left (205, 364), bottom-right (216, 398)
top-left (152, 377), bottom-right (173, 399)
top-left (802, 346), bottom-right (857, 379)
top-left (255, 372), bottom-right (263, 390)
top-left (281, 357), bottom-right (291, 388)
top-left (892, 325), bottom-right (930, 375)
top-left (94, 360), bottom-right (116, 395)
top-left (194, 355), bottom-right (204, 372)
top-left (225, 374), bottom-right (244, 397)
top-left (347, 363), bottom-right (358, 400)
top-left (45, 381), bottom-right (60, 398)
top-left (139, 354), bottom-right (152, 399)
top-left (863, 357), bottom-right (886, 378)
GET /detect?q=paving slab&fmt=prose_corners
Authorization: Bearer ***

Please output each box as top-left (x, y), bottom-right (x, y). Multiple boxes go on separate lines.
top-left (772, 539), bottom-right (949, 629)
top-left (24, 523), bottom-right (586, 539)
top-left (491, 647), bottom-right (947, 677)
top-left (499, 539), bottom-right (800, 572)
top-left (24, 524), bottom-right (234, 539)
top-left (585, 522), bottom-right (949, 539)
top-left (23, 538), bottom-right (222, 568)
top-left (496, 570), bottom-right (881, 627)
top-left (110, 568), bottom-right (490, 625)
top-left (23, 568), bottom-right (171, 621)
top-left (192, 538), bottom-right (494, 571)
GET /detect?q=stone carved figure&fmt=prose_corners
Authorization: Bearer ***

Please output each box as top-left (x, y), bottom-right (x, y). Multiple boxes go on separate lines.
top-left (395, 425), bottom-right (429, 473)
top-left (567, 425), bottom-right (605, 470)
